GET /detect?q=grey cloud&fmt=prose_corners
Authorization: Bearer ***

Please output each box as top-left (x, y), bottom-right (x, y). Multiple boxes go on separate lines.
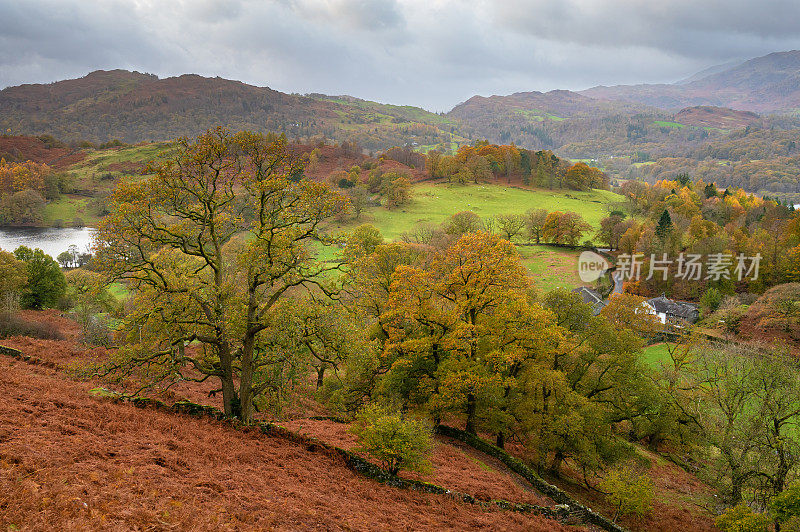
top-left (1, 0), bottom-right (800, 110)
top-left (0, 0), bottom-right (169, 85)
top-left (288, 0), bottom-right (405, 32)
top-left (493, 0), bottom-right (800, 62)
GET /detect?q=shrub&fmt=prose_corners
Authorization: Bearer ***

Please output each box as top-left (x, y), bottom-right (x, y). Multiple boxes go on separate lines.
top-left (715, 504), bottom-right (770, 532)
top-left (82, 316), bottom-right (112, 346)
top-left (350, 404), bottom-right (433, 476)
top-left (0, 312), bottom-right (64, 340)
top-left (700, 287), bottom-right (723, 316)
top-left (599, 466), bottom-right (654, 522)
top-left (771, 481), bottom-right (800, 526)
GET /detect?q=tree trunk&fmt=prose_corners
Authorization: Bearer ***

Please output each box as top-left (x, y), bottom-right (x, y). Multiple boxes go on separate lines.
top-left (496, 431), bottom-right (505, 449)
top-left (465, 393), bottom-right (477, 434)
top-left (239, 335), bottom-right (256, 423)
top-left (316, 365), bottom-right (326, 389)
top-left (219, 342), bottom-right (239, 419)
top-left (729, 476), bottom-right (743, 507)
top-left (549, 451), bottom-right (564, 477)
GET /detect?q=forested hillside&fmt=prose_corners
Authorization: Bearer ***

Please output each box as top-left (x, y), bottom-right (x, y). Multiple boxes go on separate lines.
top-left (5, 61), bottom-right (800, 201)
top-left (0, 70), bottom-right (463, 151)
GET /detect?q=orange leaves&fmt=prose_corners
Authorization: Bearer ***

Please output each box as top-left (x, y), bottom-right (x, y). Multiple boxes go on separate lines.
top-left (432, 232), bottom-right (530, 316)
top-left (0, 158), bottom-right (50, 195)
top-left (541, 211), bottom-right (592, 246)
top-left (564, 162), bottom-right (607, 191)
top-left (374, 232), bottom-right (561, 430)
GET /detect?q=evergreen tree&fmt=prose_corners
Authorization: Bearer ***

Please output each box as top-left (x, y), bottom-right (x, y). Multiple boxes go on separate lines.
top-left (655, 209), bottom-right (673, 240)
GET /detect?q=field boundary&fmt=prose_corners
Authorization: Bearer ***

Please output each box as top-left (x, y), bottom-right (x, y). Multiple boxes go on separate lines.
top-left (436, 424), bottom-right (630, 532)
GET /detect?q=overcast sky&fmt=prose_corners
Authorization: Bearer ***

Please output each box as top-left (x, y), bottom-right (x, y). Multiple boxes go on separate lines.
top-left (1, 0), bottom-right (799, 110)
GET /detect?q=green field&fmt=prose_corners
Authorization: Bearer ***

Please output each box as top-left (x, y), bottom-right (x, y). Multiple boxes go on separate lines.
top-left (642, 343), bottom-right (676, 368)
top-left (653, 120), bottom-right (686, 129)
top-left (332, 181), bottom-right (621, 292)
top-left (350, 182), bottom-right (622, 241)
top-left (107, 282), bottom-right (129, 302)
top-left (43, 196), bottom-right (96, 226)
top-left (517, 245), bottom-right (582, 292)
top-left (67, 142), bottom-right (173, 187)
top-left (512, 109), bottom-right (565, 122)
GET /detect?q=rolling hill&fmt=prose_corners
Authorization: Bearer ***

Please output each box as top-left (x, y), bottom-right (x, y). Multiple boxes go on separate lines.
top-left (671, 106), bottom-right (761, 130)
top-left (581, 50), bottom-right (800, 113)
top-left (4, 51), bottom-right (800, 200)
top-left (0, 70), bottom-right (462, 150)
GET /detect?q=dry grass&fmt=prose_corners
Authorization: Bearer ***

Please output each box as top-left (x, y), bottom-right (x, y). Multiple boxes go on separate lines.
top-left (0, 352), bottom-right (571, 530)
top-left (283, 418), bottom-right (553, 507)
top-left (2, 310), bottom-right (719, 530)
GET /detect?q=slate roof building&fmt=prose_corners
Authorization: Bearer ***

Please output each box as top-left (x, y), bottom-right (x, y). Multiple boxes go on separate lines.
top-left (572, 286), bottom-right (607, 316)
top-left (643, 296), bottom-right (699, 326)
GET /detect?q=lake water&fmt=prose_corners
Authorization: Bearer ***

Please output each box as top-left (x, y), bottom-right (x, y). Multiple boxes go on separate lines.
top-left (0, 227), bottom-right (96, 258)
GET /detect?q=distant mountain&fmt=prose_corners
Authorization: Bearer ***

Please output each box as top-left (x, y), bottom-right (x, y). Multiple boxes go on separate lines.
top-left (676, 60), bottom-right (745, 85)
top-left (443, 88), bottom-right (729, 157)
top-left (2, 51), bottom-right (799, 157)
top-left (0, 70), bottom-right (461, 150)
top-left (581, 51), bottom-right (800, 113)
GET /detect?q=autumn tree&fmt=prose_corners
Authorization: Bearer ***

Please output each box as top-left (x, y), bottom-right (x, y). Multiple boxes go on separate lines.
top-left (671, 344), bottom-right (800, 506)
top-left (286, 298), bottom-right (364, 390)
top-left (564, 162), bottom-right (608, 191)
top-left (524, 208), bottom-right (548, 244)
top-left (0, 189), bottom-right (46, 226)
top-left (384, 175), bottom-right (411, 209)
top-left (0, 249), bottom-right (28, 311)
top-left (443, 210), bottom-right (483, 237)
top-left (347, 186), bottom-right (369, 219)
top-left (96, 128), bottom-right (348, 422)
top-left (13, 246), bottom-right (66, 310)
top-left (0, 159), bottom-right (51, 195)
top-left (383, 232), bottom-right (535, 434)
top-left (334, 242), bottom-right (421, 412)
top-left (596, 214), bottom-right (629, 250)
top-left (542, 211), bottom-right (592, 246)
top-left (495, 213), bottom-right (526, 241)
top-left (539, 288), bottom-right (646, 473)
top-left (344, 224), bottom-right (384, 263)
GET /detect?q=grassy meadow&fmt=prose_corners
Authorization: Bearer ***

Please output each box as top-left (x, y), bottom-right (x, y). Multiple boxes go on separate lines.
top-left (641, 343), bottom-right (677, 368)
top-left (353, 181), bottom-right (621, 241)
top-left (517, 245), bottom-right (583, 292)
top-left (332, 181), bottom-right (622, 291)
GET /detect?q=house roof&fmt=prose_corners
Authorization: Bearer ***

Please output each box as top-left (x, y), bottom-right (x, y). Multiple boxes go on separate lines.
top-left (572, 287), bottom-right (607, 316)
top-left (645, 296), bottom-right (699, 321)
